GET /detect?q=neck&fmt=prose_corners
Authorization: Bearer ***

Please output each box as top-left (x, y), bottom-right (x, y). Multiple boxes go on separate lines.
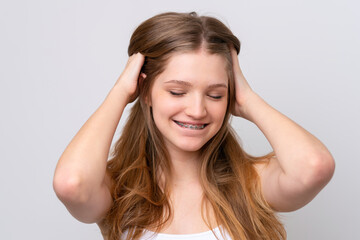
top-left (168, 148), bottom-right (202, 186)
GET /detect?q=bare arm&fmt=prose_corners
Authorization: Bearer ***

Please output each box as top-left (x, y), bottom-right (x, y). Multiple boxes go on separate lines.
top-left (53, 53), bottom-right (146, 223)
top-left (230, 48), bottom-right (335, 212)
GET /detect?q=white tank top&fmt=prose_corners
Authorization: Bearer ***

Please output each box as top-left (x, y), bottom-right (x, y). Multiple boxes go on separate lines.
top-left (121, 226), bottom-right (232, 240)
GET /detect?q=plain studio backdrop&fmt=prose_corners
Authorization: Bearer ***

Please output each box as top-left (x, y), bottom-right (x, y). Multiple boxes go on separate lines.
top-left (0, 0), bottom-right (358, 239)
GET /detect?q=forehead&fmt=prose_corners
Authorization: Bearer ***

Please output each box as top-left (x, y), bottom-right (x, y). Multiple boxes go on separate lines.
top-left (156, 50), bottom-right (229, 85)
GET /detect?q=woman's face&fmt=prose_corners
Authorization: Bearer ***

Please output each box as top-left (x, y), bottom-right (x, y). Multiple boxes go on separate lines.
top-left (149, 49), bottom-right (229, 155)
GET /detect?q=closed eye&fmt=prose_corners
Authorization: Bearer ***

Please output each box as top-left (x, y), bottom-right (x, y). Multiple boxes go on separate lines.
top-left (209, 95), bottom-right (223, 100)
top-left (170, 91), bottom-right (185, 96)
top-left (170, 91), bottom-right (223, 99)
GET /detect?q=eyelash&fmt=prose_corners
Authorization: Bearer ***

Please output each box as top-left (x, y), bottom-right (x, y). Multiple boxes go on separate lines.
top-left (169, 91), bottom-right (223, 100)
top-left (170, 91), bottom-right (184, 96)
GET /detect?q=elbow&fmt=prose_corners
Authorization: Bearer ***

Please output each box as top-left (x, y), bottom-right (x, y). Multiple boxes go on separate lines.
top-left (302, 151), bottom-right (335, 188)
top-left (53, 172), bottom-right (89, 204)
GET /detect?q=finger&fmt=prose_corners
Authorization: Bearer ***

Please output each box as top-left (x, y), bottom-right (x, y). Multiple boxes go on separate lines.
top-left (124, 54), bottom-right (145, 81)
top-left (230, 48), bottom-right (239, 67)
top-left (230, 50), bottom-right (245, 79)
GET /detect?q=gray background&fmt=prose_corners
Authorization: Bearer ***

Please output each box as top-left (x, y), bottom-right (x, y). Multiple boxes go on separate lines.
top-left (1, 0), bottom-right (359, 239)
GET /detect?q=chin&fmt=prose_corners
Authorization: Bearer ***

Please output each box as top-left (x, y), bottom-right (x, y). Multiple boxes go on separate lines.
top-left (175, 141), bottom-right (207, 153)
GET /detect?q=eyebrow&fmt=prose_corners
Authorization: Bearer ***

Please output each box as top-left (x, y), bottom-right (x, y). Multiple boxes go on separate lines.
top-left (164, 80), bottom-right (228, 89)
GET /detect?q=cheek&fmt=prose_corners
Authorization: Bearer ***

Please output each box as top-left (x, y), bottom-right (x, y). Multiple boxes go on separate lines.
top-left (151, 93), bottom-right (180, 120)
top-left (211, 99), bottom-right (227, 114)
top-left (210, 102), bottom-right (228, 123)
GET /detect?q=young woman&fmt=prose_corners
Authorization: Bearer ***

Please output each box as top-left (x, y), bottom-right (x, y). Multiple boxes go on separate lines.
top-left (53, 12), bottom-right (335, 240)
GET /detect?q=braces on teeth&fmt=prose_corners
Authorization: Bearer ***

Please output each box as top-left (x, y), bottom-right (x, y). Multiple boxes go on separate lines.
top-left (176, 121), bottom-right (205, 129)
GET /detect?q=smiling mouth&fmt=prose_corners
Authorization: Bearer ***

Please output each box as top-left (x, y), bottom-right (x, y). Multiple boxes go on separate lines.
top-left (174, 120), bottom-right (208, 130)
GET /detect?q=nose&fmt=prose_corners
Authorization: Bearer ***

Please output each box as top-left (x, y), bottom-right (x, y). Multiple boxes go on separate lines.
top-left (184, 94), bottom-right (207, 119)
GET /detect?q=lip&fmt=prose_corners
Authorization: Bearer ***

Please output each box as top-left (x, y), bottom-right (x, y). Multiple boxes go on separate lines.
top-left (174, 120), bottom-right (208, 125)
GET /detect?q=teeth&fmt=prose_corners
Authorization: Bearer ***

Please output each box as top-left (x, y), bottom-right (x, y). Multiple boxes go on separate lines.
top-left (175, 121), bottom-right (205, 129)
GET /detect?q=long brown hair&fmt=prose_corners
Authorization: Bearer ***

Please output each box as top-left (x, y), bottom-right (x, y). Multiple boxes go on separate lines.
top-left (102, 11), bottom-right (286, 240)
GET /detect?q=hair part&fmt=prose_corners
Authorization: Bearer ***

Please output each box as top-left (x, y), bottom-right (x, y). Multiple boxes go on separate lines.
top-left (101, 11), bottom-right (286, 240)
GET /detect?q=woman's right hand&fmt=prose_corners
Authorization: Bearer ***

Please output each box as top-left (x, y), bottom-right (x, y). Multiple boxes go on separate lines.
top-left (114, 52), bottom-right (147, 103)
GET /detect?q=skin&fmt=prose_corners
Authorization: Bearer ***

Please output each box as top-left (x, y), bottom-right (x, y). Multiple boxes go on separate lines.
top-left (53, 45), bottom-right (335, 234)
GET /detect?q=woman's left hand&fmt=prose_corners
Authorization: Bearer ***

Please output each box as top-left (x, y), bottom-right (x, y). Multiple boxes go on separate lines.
top-left (230, 47), bottom-right (256, 120)
top-left (229, 47), bottom-right (335, 213)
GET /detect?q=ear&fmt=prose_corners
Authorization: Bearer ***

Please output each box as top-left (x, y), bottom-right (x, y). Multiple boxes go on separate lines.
top-left (138, 72), bottom-right (147, 87)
